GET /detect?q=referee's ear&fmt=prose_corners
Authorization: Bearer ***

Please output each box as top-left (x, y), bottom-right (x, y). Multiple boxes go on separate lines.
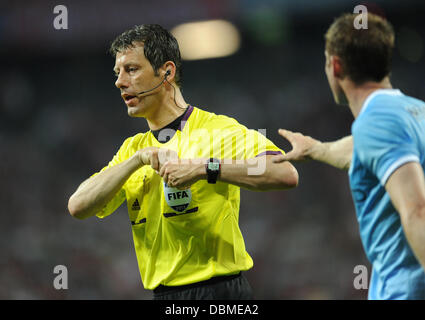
top-left (161, 61), bottom-right (176, 84)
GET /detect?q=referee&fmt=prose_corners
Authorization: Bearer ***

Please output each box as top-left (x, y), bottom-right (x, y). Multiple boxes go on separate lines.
top-left (68, 24), bottom-right (299, 300)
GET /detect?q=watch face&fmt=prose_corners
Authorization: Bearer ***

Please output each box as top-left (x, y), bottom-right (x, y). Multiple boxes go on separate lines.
top-left (208, 162), bottom-right (220, 171)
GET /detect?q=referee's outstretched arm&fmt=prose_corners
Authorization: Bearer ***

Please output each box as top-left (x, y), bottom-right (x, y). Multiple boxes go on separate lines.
top-left (159, 155), bottom-right (299, 192)
top-left (218, 155), bottom-right (298, 191)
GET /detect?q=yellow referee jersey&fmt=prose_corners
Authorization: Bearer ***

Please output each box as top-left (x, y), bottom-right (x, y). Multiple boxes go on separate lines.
top-left (93, 106), bottom-right (283, 290)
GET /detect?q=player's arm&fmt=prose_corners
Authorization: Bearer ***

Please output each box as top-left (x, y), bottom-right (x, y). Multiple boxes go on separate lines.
top-left (68, 148), bottom-right (176, 219)
top-left (159, 155), bottom-right (299, 191)
top-left (272, 129), bottom-right (353, 171)
top-left (385, 162), bottom-right (425, 270)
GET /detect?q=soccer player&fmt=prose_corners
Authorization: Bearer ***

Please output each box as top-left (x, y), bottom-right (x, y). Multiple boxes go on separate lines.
top-left (273, 13), bottom-right (425, 299)
top-left (67, 24), bottom-right (299, 300)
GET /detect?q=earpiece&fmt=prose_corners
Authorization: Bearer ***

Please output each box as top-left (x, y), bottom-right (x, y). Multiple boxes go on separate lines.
top-left (165, 70), bottom-right (171, 77)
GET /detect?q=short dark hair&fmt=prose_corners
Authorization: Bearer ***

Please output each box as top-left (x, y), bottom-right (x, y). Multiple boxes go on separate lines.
top-left (325, 13), bottom-right (395, 84)
top-left (110, 24), bottom-right (182, 87)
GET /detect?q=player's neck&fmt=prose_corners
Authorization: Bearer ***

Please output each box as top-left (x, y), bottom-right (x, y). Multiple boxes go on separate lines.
top-left (343, 77), bottom-right (392, 118)
top-left (146, 89), bottom-right (187, 131)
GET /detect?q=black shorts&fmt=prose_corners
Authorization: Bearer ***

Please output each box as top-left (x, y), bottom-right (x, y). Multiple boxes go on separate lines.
top-left (152, 272), bottom-right (253, 300)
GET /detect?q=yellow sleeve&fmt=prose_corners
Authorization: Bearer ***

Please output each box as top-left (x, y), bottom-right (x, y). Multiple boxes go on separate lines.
top-left (244, 128), bottom-right (284, 159)
top-left (209, 115), bottom-right (283, 160)
top-left (91, 137), bottom-right (132, 219)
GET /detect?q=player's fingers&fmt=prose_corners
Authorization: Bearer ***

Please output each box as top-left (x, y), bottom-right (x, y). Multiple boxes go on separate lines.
top-left (272, 154), bottom-right (288, 163)
top-left (273, 151), bottom-right (300, 163)
top-left (278, 129), bottom-right (295, 143)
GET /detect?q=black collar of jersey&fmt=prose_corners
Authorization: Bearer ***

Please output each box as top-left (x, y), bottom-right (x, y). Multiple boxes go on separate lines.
top-left (151, 106), bottom-right (189, 143)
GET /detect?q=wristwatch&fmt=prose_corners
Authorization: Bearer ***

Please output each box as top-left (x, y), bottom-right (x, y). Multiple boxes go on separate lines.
top-left (206, 158), bottom-right (221, 184)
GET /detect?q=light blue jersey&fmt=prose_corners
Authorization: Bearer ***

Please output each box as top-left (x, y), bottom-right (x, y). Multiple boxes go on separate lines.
top-left (349, 89), bottom-right (425, 300)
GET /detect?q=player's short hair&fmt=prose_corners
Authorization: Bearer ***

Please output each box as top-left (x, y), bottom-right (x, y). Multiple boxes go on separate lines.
top-left (110, 24), bottom-right (182, 87)
top-left (325, 13), bottom-right (395, 84)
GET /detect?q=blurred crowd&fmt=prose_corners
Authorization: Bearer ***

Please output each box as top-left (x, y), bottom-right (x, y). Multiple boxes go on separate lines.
top-left (1, 1), bottom-right (424, 299)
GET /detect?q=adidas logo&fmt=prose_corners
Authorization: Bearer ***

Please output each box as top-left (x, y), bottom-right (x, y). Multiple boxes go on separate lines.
top-left (132, 199), bottom-right (140, 210)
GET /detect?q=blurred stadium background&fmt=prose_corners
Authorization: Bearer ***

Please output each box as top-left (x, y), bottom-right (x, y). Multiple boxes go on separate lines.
top-left (1, 0), bottom-right (424, 299)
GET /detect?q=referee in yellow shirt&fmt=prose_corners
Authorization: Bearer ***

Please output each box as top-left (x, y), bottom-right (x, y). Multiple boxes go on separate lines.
top-left (68, 24), bottom-right (298, 300)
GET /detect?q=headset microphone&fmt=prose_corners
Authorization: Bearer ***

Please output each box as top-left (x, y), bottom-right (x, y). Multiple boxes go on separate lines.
top-left (137, 70), bottom-right (171, 96)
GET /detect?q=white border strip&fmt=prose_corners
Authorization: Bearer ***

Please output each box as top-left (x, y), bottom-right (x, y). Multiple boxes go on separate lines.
top-left (360, 89), bottom-right (403, 116)
top-left (380, 154), bottom-right (420, 186)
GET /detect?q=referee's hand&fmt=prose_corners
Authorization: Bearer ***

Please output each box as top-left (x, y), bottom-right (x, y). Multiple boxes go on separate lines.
top-left (159, 159), bottom-right (203, 190)
top-left (137, 147), bottom-right (179, 171)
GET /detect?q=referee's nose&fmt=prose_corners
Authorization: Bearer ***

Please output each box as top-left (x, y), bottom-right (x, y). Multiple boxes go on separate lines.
top-left (115, 72), bottom-right (129, 89)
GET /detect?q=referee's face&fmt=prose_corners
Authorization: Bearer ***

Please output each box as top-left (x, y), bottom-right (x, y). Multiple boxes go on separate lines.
top-left (114, 44), bottom-right (163, 118)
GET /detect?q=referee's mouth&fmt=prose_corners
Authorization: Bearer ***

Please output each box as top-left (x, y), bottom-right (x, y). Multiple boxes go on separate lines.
top-left (122, 93), bottom-right (138, 105)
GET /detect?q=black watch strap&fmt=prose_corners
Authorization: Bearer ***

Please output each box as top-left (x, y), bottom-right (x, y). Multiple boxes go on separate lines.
top-left (206, 158), bottom-right (221, 184)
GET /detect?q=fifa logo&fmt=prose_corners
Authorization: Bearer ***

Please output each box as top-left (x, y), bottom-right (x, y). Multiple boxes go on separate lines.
top-left (163, 182), bottom-right (192, 212)
top-left (167, 190), bottom-right (190, 201)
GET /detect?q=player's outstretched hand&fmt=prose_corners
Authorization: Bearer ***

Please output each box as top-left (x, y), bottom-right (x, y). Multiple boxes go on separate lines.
top-left (272, 129), bottom-right (320, 163)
